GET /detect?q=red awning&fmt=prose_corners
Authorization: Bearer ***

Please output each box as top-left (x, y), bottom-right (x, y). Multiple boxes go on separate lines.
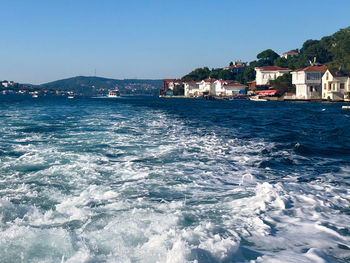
top-left (255, 90), bottom-right (277, 95)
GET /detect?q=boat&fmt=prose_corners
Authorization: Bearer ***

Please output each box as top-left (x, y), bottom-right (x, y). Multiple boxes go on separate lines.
top-left (31, 91), bottom-right (39, 98)
top-left (67, 92), bottom-right (75, 99)
top-left (107, 89), bottom-right (120, 98)
top-left (342, 106), bottom-right (350, 110)
top-left (249, 96), bottom-right (268, 101)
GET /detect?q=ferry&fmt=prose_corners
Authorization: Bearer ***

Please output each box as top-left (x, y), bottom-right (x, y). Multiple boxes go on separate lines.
top-left (107, 89), bottom-right (120, 98)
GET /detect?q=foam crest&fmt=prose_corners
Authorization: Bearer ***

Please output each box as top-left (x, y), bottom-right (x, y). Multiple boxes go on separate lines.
top-left (1, 98), bottom-right (350, 262)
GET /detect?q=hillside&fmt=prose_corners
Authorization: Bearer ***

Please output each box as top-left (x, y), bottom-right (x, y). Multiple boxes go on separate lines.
top-left (182, 26), bottom-right (350, 84)
top-left (38, 76), bottom-right (162, 96)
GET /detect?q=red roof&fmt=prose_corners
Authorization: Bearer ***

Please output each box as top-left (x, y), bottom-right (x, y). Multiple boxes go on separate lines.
top-left (163, 79), bottom-right (176, 82)
top-left (293, 65), bottom-right (327, 72)
top-left (256, 66), bottom-right (291, 71)
top-left (203, 78), bottom-right (216, 83)
top-left (184, 81), bottom-right (198, 84)
top-left (282, 51), bottom-right (299, 55)
top-left (224, 65), bottom-right (245, 70)
top-left (224, 83), bottom-right (247, 88)
top-left (255, 90), bottom-right (277, 95)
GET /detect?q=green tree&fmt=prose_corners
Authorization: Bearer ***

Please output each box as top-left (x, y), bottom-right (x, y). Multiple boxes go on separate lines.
top-left (274, 57), bottom-right (288, 68)
top-left (243, 66), bottom-right (256, 83)
top-left (183, 67), bottom-right (210, 81)
top-left (257, 49), bottom-right (280, 66)
top-left (269, 73), bottom-right (293, 95)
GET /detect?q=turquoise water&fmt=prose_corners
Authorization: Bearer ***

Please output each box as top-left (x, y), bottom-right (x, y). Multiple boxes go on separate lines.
top-left (0, 96), bottom-right (349, 262)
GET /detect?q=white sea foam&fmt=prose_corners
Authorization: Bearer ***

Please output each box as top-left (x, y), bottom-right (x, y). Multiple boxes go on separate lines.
top-left (0, 102), bottom-right (349, 262)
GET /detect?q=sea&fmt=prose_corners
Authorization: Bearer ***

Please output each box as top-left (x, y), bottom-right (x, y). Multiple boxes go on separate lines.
top-left (0, 95), bottom-right (349, 263)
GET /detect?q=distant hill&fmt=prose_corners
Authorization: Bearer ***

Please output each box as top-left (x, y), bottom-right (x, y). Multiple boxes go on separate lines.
top-left (38, 76), bottom-right (162, 96)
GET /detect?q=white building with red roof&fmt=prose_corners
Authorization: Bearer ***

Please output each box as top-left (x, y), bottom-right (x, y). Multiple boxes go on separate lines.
top-left (198, 78), bottom-right (216, 95)
top-left (223, 61), bottom-right (246, 72)
top-left (223, 82), bottom-right (247, 96)
top-left (184, 79), bottom-right (246, 97)
top-left (291, 65), bottom-right (327, 100)
top-left (255, 66), bottom-right (291, 86)
top-left (212, 79), bottom-right (234, 96)
top-left (281, 51), bottom-right (299, 59)
top-left (184, 81), bottom-right (200, 97)
top-left (322, 68), bottom-right (350, 101)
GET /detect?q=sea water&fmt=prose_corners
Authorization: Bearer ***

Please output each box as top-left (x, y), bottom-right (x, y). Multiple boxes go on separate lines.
top-left (0, 96), bottom-right (349, 263)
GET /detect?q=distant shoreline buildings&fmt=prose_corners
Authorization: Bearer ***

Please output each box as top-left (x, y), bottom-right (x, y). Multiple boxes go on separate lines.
top-left (161, 55), bottom-right (350, 102)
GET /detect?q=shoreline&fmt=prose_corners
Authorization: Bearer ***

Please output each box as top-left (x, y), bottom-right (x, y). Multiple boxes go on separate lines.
top-left (159, 95), bottom-right (350, 103)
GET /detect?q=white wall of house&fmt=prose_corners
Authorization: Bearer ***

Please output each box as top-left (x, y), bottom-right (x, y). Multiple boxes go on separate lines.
top-left (167, 82), bottom-right (175, 90)
top-left (184, 83), bottom-right (200, 97)
top-left (224, 86), bottom-right (245, 96)
top-left (322, 70), bottom-right (350, 101)
top-left (198, 80), bottom-right (215, 94)
top-left (212, 80), bottom-right (234, 96)
top-left (255, 68), bottom-right (290, 86)
top-left (292, 71), bottom-right (323, 99)
top-left (281, 53), bottom-right (298, 59)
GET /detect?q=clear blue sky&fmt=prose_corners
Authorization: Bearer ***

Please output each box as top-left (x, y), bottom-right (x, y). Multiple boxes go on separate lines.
top-left (1, 0), bottom-right (349, 84)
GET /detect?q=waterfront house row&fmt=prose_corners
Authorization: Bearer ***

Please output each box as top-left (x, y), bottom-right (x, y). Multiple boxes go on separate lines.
top-left (291, 66), bottom-right (350, 101)
top-left (161, 78), bottom-right (247, 97)
top-left (255, 65), bottom-right (350, 101)
top-left (162, 64), bottom-right (350, 101)
top-left (184, 78), bottom-right (247, 97)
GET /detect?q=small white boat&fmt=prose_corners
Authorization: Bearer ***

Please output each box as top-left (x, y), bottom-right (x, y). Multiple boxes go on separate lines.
top-left (342, 106), bottom-right (350, 110)
top-left (67, 92), bottom-right (74, 99)
top-left (32, 94), bottom-right (38, 98)
top-left (107, 89), bottom-right (120, 98)
top-left (250, 96), bottom-right (267, 101)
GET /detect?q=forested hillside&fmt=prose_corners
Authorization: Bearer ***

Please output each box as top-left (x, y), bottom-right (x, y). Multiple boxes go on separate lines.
top-left (182, 26), bottom-right (350, 84)
top-left (38, 76), bottom-right (162, 96)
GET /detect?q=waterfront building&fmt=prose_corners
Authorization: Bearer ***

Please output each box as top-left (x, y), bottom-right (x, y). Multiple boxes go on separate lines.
top-left (198, 78), bottom-right (216, 95)
top-left (184, 79), bottom-right (246, 97)
top-left (223, 82), bottom-right (247, 96)
top-left (160, 79), bottom-right (176, 95)
top-left (281, 51), bottom-right (299, 59)
top-left (255, 66), bottom-right (291, 87)
top-left (211, 79), bottom-right (234, 96)
top-left (184, 81), bottom-right (200, 97)
top-left (223, 61), bottom-right (246, 74)
top-left (1, 80), bottom-right (14, 88)
top-left (160, 79), bottom-right (183, 96)
top-left (322, 68), bottom-right (350, 101)
top-left (291, 65), bottom-right (327, 100)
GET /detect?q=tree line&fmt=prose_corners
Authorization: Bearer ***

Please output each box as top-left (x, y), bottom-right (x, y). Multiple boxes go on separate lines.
top-left (182, 26), bottom-right (350, 92)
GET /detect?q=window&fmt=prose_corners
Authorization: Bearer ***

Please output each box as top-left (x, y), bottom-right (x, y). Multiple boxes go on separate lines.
top-left (307, 73), bottom-right (321, 80)
top-left (340, 83), bottom-right (345, 89)
top-left (309, 86), bottom-right (313, 92)
top-left (326, 72), bottom-right (329, 80)
top-left (328, 84), bottom-right (331, 91)
top-left (324, 83), bottom-right (326, 90)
